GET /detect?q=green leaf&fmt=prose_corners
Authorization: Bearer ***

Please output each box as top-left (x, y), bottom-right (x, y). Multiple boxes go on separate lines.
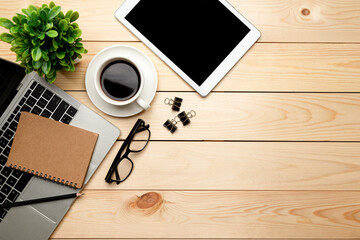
top-left (28, 5), bottom-right (37, 12)
top-left (45, 69), bottom-right (56, 83)
top-left (59, 19), bottom-right (68, 31)
top-left (48, 6), bottom-right (61, 20)
top-left (69, 62), bottom-right (75, 72)
top-left (12, 16), bottom-right (20, 25)
top-left (46, 74), bottom-right (56, 84)
top-left (59, 11), bottom-right (64, 19)
top-left (49, 1), bottom-right (55, 8)
top-left (31, 36), bottom-right (39, 44)
top-left (42, 61), bottom-right (51, 74)
top-left (16, 13), bottom-right (27, 25)
top-left (43, 7), bottom-right (50, 14)
top-left (16, 13), bottom-right (26, 19)
top-left (0, 18), bottom-right (14, 29)
top-left (32, 38), bottom-right (39, 46)
top-left (37, 68), bottom-right (44, 77)
top-left (0, 33), bottom-right (14, 43)
top-left (37, 32), bottom-right (45, 40)
top-left (59, 59), bottom-right (68, 66)
top-left (32, 60), bottom-right (42, 69)
top-left (23, 24), bottom-right (30, 32)
top-left (20, 18), bottom-right (27, 25)
top-left (56, 51), bottom-right (65, 59)
top-left (30, 11), bottom-right (37, 21)
top-left (28, 20), bottom-right (36, 27)
top-left (72, 28), bottom-right (82, 38)
top-left (22, 48), bottom-right (30, 57)
top-left (40, 10), bottom-right (47, 22)
top-left (70, 11), bottom-right (79, 22)
top-left (65, 10), bottom-right (73, 19)
top-left (31, 46), bottom-right (42, 61)
top-left (36, 20), bottom-right (41, 27)
top-left (10, 26), bottom-right (19, 34)
top-left (45, 22), bottom-right (53, 31)
top-left (41, 51), bottom-right (49, 61)
top-left (71, 23), bottom-right (79, 29)
top-left (67, 37), bottom-right (74, 44)
top-left (75, 42), bottom-right (83, 47)
top-left (52, 38), bottom-right (59, 49)
top-left (64, 65), bottom-right (70, 71)
top-left (74, 47), bottom-right (85, 54)
top-left (11, 40), bottom-right (25, 47)
top-left (46, 30), bottom-right (58, 38)
top-left (21, 8), bottom-right (31, 17)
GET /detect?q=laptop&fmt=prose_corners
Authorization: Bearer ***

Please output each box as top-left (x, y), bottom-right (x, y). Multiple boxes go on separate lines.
top-left (0, 58), bottom-right (120, 240)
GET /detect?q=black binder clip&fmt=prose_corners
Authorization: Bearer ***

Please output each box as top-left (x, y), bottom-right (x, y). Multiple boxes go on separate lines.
top-left (163, 119), bottom-right (178, 133)
top-left (178, 110), bottom-right (196, 126)
top-left (164, 97), bottom-right (183, 111)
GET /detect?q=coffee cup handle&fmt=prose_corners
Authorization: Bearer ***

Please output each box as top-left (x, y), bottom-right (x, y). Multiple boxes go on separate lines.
top-left (136, 97), bottom-right (150, 110)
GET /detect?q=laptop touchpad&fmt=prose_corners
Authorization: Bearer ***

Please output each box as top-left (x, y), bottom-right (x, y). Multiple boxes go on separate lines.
top-left (0, 203), bottom-right (55, 240)
top-left (20, 177), bottom-right (77, 223)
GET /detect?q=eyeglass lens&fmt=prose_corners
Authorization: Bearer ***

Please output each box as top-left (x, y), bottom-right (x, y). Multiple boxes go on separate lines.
top-left (115, 158), bottom-right (133, 182)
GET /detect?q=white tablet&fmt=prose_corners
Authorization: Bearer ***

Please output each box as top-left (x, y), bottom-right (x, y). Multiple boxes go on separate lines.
top-left (115, 0), bottom-right (260, 96)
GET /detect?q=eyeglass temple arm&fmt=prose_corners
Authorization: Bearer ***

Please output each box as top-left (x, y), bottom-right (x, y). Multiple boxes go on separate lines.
top-left (136, 124), bottom-right (150, 133)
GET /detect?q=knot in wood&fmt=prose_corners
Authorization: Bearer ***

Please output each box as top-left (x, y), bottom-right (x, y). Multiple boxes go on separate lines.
top-left (136, 192), bottom-right (161, 209)
top-left (301, 8), bottom-right (310, 16)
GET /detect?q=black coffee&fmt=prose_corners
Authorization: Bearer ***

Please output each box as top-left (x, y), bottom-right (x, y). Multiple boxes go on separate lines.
top-left (100, 61), bottom-right (141, 101)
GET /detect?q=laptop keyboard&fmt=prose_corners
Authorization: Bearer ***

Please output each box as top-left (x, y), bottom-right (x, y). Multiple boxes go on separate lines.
top-left (0, 81), bottom-right (78, 222)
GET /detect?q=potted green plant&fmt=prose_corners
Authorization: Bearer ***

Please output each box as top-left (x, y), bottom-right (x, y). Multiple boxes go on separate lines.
top-left (0, 2), bottom-right (87, 83)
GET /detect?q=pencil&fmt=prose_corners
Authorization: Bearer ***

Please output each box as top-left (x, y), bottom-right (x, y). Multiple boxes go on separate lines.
top-left (0, 193), bottom-right (84, 209)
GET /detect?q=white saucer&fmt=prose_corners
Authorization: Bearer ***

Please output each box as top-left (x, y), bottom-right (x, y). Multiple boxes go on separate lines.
top-left (85, 45), bottom-right (158, 117)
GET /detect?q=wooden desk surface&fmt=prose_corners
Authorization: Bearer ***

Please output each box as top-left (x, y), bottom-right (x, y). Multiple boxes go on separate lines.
top-left (1, 0), bottom-right (360, 239)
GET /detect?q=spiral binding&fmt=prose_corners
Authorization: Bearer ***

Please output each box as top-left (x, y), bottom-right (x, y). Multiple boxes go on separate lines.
top-left (8, 164), bottom-right (78, 188)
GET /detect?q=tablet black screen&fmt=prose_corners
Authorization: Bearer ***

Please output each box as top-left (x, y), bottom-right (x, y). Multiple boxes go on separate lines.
top-left (125, 0), bottom-right (250, 86)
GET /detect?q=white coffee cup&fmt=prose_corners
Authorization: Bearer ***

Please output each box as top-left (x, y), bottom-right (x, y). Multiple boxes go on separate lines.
top-left (94, 58), bottom-right (150, 110)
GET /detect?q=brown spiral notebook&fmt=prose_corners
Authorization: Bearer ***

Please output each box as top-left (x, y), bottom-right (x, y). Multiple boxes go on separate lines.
top-left (6, 112), bottom-right (98, 188)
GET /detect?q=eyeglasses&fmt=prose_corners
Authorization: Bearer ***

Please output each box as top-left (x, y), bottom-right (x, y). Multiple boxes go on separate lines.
top-left (105, 119), bottom-right (151, 184)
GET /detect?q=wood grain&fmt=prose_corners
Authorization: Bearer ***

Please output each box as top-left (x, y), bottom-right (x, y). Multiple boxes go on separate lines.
top-left (51, 190), bottom-right (360, 239)
top-left (2, 41), bottom-right (360, 92)
top-left (86, 142), bottom-right (360, 191)
top-left (232, 0), bottom-right (360, 43)
top-left (50, 239), bottom-right (351, 240)
top-left (67, 91), bottom-right (360, 141)
top-left (2, 0), bottom-right (360, 42)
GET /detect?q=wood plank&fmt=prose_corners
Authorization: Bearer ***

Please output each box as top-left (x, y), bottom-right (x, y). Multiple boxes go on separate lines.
top-left (2, 41), bottom-right (360, 92)
top-left (51, 239), bottom-right (349, 240)
top-left (1, 0), bottom-right (360, 42)
top-left (51, 190), bottom-right (360, 239)
top-left (67, 92), bottom-right (360, 141)
top-left (232, 0), bottom-right (360, 43)
top-left (86, 142), bottom-right (360, 191)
